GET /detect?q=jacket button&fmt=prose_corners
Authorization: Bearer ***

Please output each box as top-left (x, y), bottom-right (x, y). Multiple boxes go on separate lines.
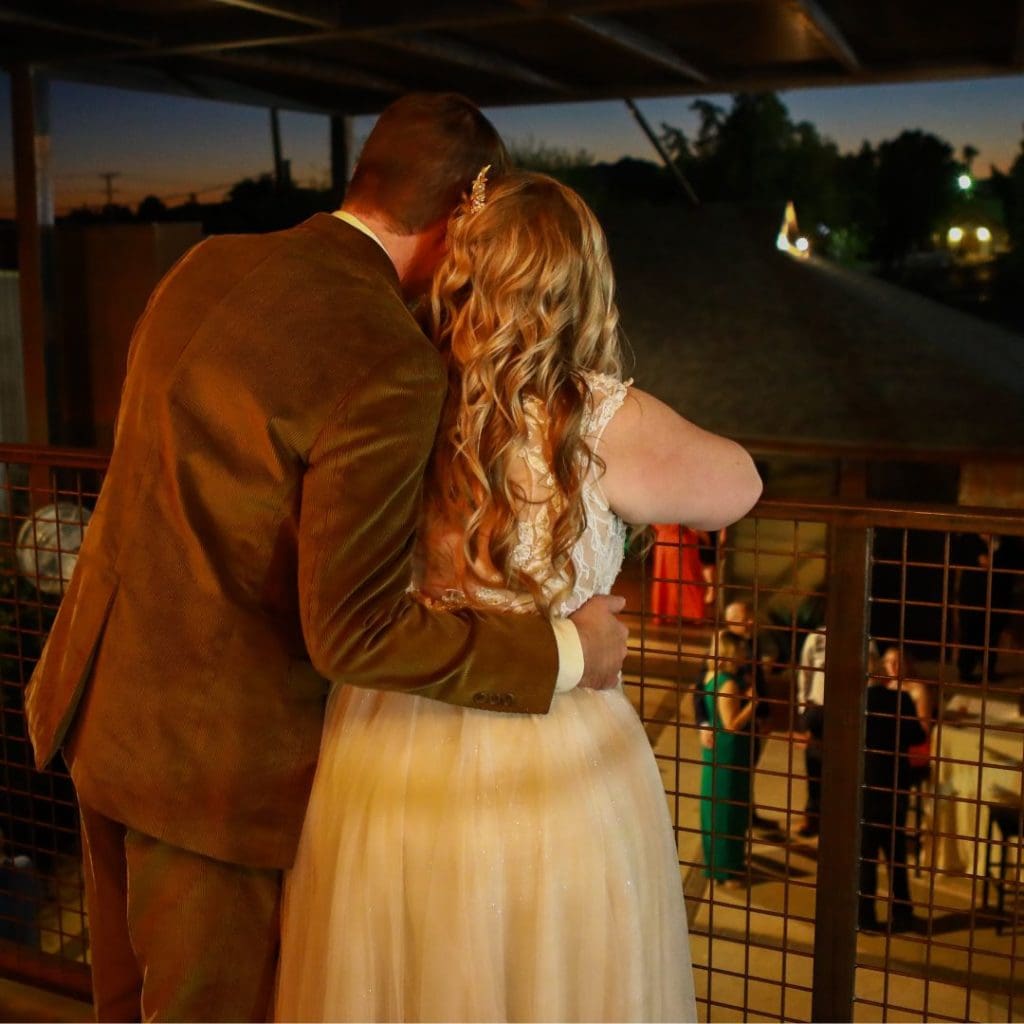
top-left (501, 693), bottom-right (515, 706)
top-left (473, 692), bottom-right (487, 705)
top-left (487, 692), bottom-right (501, 706)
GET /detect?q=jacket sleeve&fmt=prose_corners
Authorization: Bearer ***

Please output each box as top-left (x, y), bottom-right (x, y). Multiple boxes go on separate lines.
top-left (297, 343), bottom-right (559, 714)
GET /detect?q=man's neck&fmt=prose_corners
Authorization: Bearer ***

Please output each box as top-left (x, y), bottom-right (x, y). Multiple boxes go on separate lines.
top-left (339, 206), bottom-right (413, 282)
top-left (342, 204), bottom-right (449, 302)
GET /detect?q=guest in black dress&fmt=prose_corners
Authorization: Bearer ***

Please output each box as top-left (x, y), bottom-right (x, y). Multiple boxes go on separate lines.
top-left (859, 663), bottom-right (927, 933)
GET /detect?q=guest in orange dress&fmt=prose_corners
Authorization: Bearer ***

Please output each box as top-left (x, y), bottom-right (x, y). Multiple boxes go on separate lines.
top-left (651, 524), bottom-right (710, 622)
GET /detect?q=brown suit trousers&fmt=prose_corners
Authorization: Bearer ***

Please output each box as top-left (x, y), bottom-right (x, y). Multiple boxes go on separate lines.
top-left (78, 800), bottom-right (280, 1022)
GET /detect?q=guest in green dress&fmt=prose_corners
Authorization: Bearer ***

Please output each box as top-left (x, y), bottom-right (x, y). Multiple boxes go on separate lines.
top-left (700, 631), bottom-right (755, 888)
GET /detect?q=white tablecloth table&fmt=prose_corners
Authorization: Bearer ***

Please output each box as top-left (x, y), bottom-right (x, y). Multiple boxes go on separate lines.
top-left (927, 696), bottom-right (1024, 876)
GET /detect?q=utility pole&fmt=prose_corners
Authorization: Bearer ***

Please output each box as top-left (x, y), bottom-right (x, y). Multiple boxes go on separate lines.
top-left (98, 171), bottom-right (121, 206)
top-left (270, 107), bottom-right (286, 188)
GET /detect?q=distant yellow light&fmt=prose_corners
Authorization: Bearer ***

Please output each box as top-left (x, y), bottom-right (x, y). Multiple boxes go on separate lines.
top-left (976, 226), bottom-right (992, 242)
top-left (795, 236), bottom-right (809, 252)
top-left (947, 226), bottom-right (964, 244)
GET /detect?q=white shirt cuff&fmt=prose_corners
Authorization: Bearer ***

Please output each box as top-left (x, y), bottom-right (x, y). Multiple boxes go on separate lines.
top-left (551, 618), bottom-right (584, 693)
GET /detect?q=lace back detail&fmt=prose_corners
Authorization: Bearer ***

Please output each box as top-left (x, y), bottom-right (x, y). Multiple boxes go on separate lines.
top-left (459, 371), bottom-right (631, 618)
top-left (586, 375), bottom-right (630, 444)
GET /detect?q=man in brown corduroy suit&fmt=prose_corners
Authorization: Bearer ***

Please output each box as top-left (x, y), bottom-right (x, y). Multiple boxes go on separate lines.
top-left (25, 93), bottom-right (627, 1022)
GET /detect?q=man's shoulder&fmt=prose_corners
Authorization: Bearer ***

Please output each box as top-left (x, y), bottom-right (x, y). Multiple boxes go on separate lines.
top-left (192, 216), bottom-right (384, 281)
top-left (195, 218), bottom-right (419, 346)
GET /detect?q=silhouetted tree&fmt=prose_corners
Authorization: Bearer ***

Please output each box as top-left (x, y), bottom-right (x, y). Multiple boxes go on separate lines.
top-left (662, 93), bottom-right (797, 202)
top-left (137, 195), bottom-right (168, 221)
top-left (829, 141), bottom-right (879, 263)
top-left (659, 92), bottom-right (846, 251)
top-left (509, 138), bottom-right (594, 175)
top-left (874, 130), bottom-right (958, 267)
top-left (1002, 134), bottom-right (1024, 251)
top-left (989, 130), bottom-right (1024, 331)
top-left (63, 203), bottom-right (134, 224)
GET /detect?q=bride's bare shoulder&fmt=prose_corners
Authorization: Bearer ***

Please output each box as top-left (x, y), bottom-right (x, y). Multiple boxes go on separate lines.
top-left (596, 386), bottom-right (762, 531)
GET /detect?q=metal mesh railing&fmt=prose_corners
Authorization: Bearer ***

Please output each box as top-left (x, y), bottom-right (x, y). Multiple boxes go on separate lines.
top-left (617, 502), bottom-right (1024, 1022)
top-left (0, 447), bottom-right (103, 1000)
top-left (1, 443), bottom-right (1023, 1021)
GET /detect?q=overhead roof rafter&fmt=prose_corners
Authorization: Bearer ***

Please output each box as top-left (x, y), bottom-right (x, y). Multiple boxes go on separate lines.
top-left (203, 0), bottom-right (341, 30)
top-left (789, 0), bottom-right (860, 72)
top-left (377, 33), bottom-right (571, 94)
top-left (0, 7), bottom-right (158, 49)
top-left (209, 49), bottom-right (405, 94)
top-left (0, 5), bottom-right (405, 94)
top-left (2, 0), bottom-right (1019, 116)
top-left (1015, 0), bottom-right (1024, 66)
top-left (567, 14), bottom-right (709, 83)
top-left (14, 0), bottom-right (758, 62)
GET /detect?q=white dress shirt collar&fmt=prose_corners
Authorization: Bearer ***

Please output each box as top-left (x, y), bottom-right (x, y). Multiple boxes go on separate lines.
top-left (332, 210), bottom-right (389, 259)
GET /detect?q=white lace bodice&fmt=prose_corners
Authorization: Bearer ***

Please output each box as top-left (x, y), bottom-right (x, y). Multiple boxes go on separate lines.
top-left (419, 372), bottom-right (630, 618)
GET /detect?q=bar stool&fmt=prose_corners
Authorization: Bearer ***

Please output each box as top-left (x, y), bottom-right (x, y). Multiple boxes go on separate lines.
top-left (982, 802), bottom-right (1023, 934)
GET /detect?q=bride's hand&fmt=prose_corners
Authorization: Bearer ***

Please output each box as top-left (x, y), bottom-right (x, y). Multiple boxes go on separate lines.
top-left (571, 595), bottom-right (629, 690)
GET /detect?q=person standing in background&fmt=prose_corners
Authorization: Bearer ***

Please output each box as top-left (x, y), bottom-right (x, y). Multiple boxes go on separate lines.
top-left (859, 653), bottom-right (926, 933)
top-left (696, 600), bottom-right (777, 830)
top-left (796, 615), bottom-right (827, 839)
top-left (700, 630), bottom-right (755, 888)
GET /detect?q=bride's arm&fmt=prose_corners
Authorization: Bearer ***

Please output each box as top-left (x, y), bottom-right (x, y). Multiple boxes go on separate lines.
top-left (597, 387), bottom-right (762, 529)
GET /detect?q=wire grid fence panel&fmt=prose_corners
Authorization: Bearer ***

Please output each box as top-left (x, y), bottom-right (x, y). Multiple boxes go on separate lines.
top-left (856, 525), bottom-right (1024, 1023)
top-left (0, 452), bottom-right (100, 998)
top-left (621, 516), bottom-right (827, 1022)
top-left (622, 508), bottom-right (1024, 1024)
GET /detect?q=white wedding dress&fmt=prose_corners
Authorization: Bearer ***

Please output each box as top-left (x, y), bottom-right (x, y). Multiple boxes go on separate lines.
top-left (275, 374), bottom-right (696, 1022)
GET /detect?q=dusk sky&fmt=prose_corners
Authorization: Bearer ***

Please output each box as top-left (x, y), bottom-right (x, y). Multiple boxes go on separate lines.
top-left (1, 72), bottom-right (1022, 217)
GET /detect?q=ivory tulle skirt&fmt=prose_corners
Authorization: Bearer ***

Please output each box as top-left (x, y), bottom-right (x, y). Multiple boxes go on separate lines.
top-left (274, 682), bottom-right (696, 1022)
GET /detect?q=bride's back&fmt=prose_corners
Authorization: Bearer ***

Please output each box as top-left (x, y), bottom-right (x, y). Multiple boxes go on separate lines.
top-left (418, 371), bottom-right (630, 618)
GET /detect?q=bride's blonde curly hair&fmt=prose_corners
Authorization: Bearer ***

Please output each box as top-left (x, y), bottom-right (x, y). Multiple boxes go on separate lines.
top-left (425, 171), bottom-right (623, 611)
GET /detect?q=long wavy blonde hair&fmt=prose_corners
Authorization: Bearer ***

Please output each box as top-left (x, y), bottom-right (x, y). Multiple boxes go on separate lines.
top-left (425, 172), bottom-right (623, 611)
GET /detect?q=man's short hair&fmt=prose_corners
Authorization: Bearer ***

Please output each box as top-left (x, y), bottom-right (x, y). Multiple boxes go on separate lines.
top-left (345, 93), bottom-right (510, 235)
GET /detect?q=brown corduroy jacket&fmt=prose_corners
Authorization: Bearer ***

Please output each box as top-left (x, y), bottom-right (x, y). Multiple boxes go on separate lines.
top-left (25, 213), bottom-right (559, 869)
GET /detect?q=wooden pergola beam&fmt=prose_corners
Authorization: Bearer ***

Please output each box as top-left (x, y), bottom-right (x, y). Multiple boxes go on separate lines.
top-left (568, 14), bottom-right (709, 82)
top-left (0, 7), bottom-right (156, 49)
top-left (33, 0), bottom-right (736, 63)
top-left (791, 0), bottom-right (861, 73)
top-left (380, 32), bottom-right (571, 93)
top-left (1015, 0), bottom-right (1024, 66)
top-left (205, 0), bottom-right (340, 30)
top-left (8, 0), bottom-right (1019, 114)
top-left (207, 49), bottom-right (405, 94)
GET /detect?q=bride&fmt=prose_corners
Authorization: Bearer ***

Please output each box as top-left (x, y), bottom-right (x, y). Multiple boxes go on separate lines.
top-left (275, 171), bottom-right (762, 1022)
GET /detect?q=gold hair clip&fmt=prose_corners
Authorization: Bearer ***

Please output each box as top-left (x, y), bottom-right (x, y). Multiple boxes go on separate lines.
top-left (470, 164), bottom-right (491, 212)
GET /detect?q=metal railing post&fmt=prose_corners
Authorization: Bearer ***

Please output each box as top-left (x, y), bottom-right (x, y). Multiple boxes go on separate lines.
top-left (811, 523), bottom-right (872, 1022)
